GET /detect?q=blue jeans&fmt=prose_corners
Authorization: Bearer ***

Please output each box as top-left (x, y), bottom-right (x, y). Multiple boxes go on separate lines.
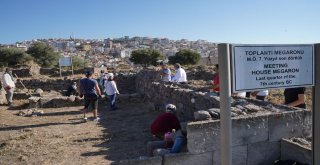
top-left (109, 94), bottom-right (117, 109)
top-left (208, 92), bottom-right (219, 96)
top-left (170, 136), bottom-right (185, 153)
top-left (5, 87), bottom-right (14, 104)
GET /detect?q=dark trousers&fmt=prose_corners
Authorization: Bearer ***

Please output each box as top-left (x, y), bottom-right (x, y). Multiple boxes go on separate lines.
top-left (109, 94), bottom-right (117, 109)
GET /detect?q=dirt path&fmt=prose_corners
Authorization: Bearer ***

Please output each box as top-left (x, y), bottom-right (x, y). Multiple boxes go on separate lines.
top-left (0, 100), bottom-right (159, 165)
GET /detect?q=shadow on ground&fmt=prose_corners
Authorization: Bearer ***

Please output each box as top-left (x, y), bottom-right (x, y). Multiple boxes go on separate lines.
top-left (80, 100), bottom-right (160, 163)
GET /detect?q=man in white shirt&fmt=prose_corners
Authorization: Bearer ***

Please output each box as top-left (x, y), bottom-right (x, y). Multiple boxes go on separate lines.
top-left (2, 68), bottom-right (15, 106)
top-left (171, 63), bottom-right (187, 83)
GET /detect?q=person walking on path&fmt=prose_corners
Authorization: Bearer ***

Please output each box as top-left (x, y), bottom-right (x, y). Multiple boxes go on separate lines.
top-left (104, 73), bottom-right (120, 110)
top-left (2, 68), bottom-right (15, 106)
top-left (79, 71), bottom-right (102, 121)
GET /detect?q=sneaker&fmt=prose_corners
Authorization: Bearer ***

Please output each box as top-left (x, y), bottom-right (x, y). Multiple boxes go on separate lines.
top-left (93, 117), bottom-right (100, 122)
top-left (83, 117), bottom-right (88, 121)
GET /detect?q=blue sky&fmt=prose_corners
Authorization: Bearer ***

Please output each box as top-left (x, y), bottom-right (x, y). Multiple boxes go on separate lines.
top-left (0, 0), bottom-right (319, 44)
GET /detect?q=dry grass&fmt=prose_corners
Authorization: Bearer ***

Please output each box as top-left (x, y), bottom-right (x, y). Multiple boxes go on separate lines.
top-left (267, 88), bottom-right (312, 110)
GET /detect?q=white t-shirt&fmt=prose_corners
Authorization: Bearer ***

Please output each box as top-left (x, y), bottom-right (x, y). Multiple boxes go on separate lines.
top-left (172, 68), bottom-right (187, 82)
top-left (104, 81), bottom-right (119, 95)
top-left (2, 73), bottom-right (15, 88)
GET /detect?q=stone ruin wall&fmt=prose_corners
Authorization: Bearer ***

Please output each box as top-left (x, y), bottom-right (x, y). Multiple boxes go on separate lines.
top-left (129, 68), bottom-right (312, 165)
top-left (15, 72), bottom-right (137, 94)
top-left (12, 67), bottom-right (99, 78)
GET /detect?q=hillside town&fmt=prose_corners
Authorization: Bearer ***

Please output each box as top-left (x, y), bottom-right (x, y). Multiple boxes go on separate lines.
top-left (0, 37), bottom-right (218, 68)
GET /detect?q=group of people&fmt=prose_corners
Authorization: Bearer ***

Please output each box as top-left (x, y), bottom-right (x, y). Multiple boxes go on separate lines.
top-left (210, 64), bottom-right (306, 108)
top-left (77, 70), bottom-right (119, 122)
top-left (160, 63), bottom-right (187, 83)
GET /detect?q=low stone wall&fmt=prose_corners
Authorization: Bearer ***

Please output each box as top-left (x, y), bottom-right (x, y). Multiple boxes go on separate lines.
top-left (136, 70), bottom-right (219, 121)
top-left (281, 139), bottom-right (311, 164)
top-left (16, 73), bottom-right (137, 94)
top-left (12, 65), bottom-right (41, 78)
top-left (16, 79), bottom-right (75, 92)
top-left (39, 67), bottom-right (96, 76)
top-left (187, 109), bottom-right (311, 165)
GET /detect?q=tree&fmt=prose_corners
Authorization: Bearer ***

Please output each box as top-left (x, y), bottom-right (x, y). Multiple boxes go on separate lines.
top-left (0, 47), bottom-right (33, 67)
top-left (169, 49), bottom-right (201, 65)
top-left (75, 44), bottom-right (85, 51)
top-left (129, 49), bottom-right (164, 66)
top-left (72, 56), bottom-right (88, 70)
top-left (27, 42), bottom-right (60, 68)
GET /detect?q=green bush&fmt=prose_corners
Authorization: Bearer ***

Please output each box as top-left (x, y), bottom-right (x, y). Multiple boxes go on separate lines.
top-left (129, 49), bottom-right (164, 66)
top-left (169, 49), bottom-right (201, 65)
top-left (0, 47), bottom-right (33, 67)
top-left (72, 56), bottom-right (88, 70)
top-left (27, 42), bottom-right (60, 68)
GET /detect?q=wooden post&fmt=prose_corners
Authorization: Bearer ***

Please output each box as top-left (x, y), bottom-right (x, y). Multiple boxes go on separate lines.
top-left (218, 43), bottom-right (232, 165)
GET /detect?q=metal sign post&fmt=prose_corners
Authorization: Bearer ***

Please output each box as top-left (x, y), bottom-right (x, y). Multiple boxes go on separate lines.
top-left (59, 57), bottom-right (73, 78)
top-left (312, 43), bottom-right (320, 165)
top-left (218, 43), bottom-right (232, 165)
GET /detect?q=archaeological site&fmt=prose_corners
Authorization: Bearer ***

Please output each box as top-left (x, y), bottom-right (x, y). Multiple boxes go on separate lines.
top-left (0, 65), bottom-right (312, 165)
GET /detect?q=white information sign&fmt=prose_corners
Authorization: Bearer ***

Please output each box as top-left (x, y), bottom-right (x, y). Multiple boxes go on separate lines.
top-left (232, 44), bottom-right (314, 92)
top-left (59, 57), bottom-right (72, 67)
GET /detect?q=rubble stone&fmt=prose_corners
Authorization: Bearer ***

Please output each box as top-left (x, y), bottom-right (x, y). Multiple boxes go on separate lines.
top-left (194, 110), bottom-right (211, 121)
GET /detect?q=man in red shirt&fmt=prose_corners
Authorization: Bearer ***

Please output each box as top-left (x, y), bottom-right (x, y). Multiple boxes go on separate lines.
top-left (208, 64), bottom-right (220, 96)
top-left (150, 104), bottom-right (181, 138)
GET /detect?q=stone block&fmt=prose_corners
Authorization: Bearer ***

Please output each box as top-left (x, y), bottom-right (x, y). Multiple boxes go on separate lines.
top-left (163, 152), bottom-right (213, 165)
top-left (13, 92), bottom-right (32, 100)
top-left (194, 110), bottom-right (211, 121)
top-left (247, 141), bottom-right (280, 165)
top-left (187, 115), bottom-right (269, 154)
top-left (119, 156), bottom-right (163, 165)
top-left (0, 89), bottom-right (6, 104)
top-left (280, 139), bottom-right (311, 165)
top-left (213, 145), bottom-right (247, 165)
top-left (29, 96), bottom-right (41, 103)
top-left (303, 110), bottom-right (312, 138)
top-left (187, 120), bottom-right (220, 153)
top-left (268, 110), bottom-right (306, 142)
top-left (232, 115), bottom-right (269, 146)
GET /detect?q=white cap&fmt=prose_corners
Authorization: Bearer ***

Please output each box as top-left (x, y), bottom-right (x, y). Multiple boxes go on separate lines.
top-left (106, 73), bottom-right (114, 79)
top-left (165, 104), bottom-right (176, 112)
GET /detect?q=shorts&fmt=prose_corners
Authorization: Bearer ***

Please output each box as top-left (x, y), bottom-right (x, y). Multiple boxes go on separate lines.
top-left (84, 94), bottom-right (98, 110)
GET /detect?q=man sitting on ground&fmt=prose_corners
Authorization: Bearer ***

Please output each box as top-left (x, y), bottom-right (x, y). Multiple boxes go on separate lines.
top-left (148, 104), bottom-right (186, 156)
top-left (171, 63), bottom-right (187, 83)
top-left (160, 63), bottom-right (171, 82)
top-left (150, 104), bottom-right (181, 138)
